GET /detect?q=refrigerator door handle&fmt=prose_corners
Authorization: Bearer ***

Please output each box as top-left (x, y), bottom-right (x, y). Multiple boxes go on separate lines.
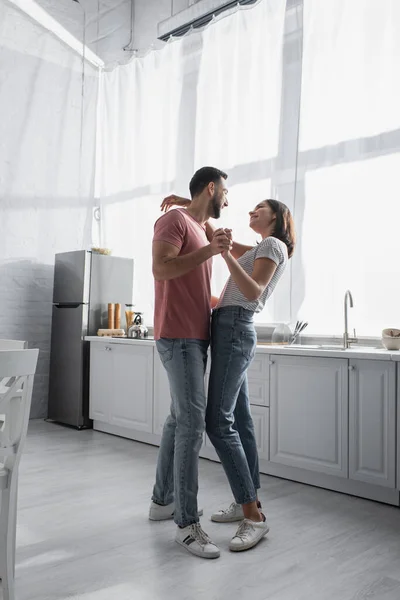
top-left (54, 304), bottom-right (82, 309)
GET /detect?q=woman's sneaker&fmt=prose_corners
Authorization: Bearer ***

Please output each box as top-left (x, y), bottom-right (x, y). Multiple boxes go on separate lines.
top-left (211, 502), bottom-right (244, 523)
top-left (149, 502), bottom-right (203, 521)
top-left (176, 523), bottom-right (220, 559)
top-left (229, 517), bottom-right (269, 552)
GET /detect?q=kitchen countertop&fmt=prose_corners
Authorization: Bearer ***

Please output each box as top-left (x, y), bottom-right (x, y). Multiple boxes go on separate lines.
top-left (85, 336), bottom-right (400, 361)
top-left (86, 335), bottom-right (156, 347)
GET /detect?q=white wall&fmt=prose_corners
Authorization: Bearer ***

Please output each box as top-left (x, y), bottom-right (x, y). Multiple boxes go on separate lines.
top-left (0, 1), bottom-right (98, 417)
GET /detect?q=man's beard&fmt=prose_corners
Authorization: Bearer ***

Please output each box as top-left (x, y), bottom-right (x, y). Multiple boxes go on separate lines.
top-left (211, 193), bottom-right (221, 219)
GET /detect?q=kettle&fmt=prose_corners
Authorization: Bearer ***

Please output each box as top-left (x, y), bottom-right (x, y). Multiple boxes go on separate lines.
top-left (127, 312), bottom-right (148, 339)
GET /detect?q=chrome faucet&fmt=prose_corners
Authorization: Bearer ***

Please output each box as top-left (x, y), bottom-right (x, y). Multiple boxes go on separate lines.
top-left (343, 290), bottom-right (357, 349)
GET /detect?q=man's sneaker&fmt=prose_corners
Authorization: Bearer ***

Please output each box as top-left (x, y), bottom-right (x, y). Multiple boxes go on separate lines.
top-left (229, 517), bottom-right (269, 552)
top-left (211, 502), bottom-right (244, 523)
top-left (149, 502), bottom-right (203, 521)
top-left (175, 523), bottom-right (220, 559)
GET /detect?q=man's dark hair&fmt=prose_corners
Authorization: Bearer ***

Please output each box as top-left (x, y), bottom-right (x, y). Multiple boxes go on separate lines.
top-left (189, 166), bottom-right (228, 198)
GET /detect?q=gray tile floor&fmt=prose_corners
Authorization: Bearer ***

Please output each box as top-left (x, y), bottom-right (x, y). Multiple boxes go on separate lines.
top-left (3, 420), bottom-right (400, 600)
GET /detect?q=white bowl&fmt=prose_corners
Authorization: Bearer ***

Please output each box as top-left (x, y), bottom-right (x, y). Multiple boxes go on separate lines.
top-left (382, 328), bottom-right (400, 337)
top-left (382, 328), bottom-right (400, 350)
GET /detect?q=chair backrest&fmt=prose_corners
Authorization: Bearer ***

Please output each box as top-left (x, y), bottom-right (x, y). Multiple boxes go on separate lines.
top-left (0, 340), bottom-right (28, 390)
top-left (0, 349), bottom-right (39, 473)
top-left (0, 339), bottom-right (27, 351)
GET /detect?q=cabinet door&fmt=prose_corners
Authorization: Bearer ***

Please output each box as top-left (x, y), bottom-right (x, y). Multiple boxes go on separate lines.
top-left (109, 344), bottom-right (154, 433)
top-left (204, 434), bottom-right (220, 461)
top-left (203, 368), bottom-right (217, 458)
top-left (270, 355), bottom-right (348, 477)
top-left (153, 351), bottom-right (172, 436)
top-left (203, 406), bottom-right (268, 462)
top-left (154, 352), bottom-right (209, 447)
top-left (89, 343), bottom-right (113, 423)
top-left (349, 360), bottom-right (396, 488)
top-left (250, 405), bottom-right (269, 461)
top-left (248, 353), bottom-right (270, 407)
top-left (398, 364), bottom-right (400, 490)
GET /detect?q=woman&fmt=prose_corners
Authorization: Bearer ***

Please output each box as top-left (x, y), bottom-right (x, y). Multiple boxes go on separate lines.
top-left (161, 195), bottom-right (295, 552)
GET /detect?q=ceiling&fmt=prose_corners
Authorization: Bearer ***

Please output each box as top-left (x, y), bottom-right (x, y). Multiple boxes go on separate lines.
top-left (34, 0), bottom-right (133, 65)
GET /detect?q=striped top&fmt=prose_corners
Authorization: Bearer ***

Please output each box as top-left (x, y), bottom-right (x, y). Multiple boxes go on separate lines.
top-left (217, 236), bottom-right (288, 313)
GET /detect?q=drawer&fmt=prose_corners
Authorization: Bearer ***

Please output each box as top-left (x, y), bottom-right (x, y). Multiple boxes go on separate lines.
top-left (248, 379), bottom-right (269, 407)
top-left (206, 351), bottom-right (270, 406)
top-left (248, 354), bottom-right (267, 378)
top-left (202, 409), bottom-right (269, 463)
top-left (248, 353), bottom-right (269, 406)
top-left (207, 351), bottom-right (268, 375)
top-left (250, 405), bottom-right (269, 461)
top-left (207, 352), bottom-right (269, 376)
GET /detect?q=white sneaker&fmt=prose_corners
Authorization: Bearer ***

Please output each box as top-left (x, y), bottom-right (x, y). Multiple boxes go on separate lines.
top-left (175, 523), bottom-right (220, 559)
top-left (149, 502), bottom-right (203, 521)
top-left (229, 517), bottom-right (269, 552)
top-left (211, 502), bottom-right (244, 523)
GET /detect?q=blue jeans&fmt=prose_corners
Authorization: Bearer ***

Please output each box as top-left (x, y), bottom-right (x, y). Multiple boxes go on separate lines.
top-left (206, 307), bottom-right (260, 505)
top-left (152, 338), bottom-right (209, 527)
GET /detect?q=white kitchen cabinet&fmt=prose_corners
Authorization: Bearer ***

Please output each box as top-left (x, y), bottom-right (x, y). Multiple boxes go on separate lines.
top-left (398, 363), bottom-right (400, 491)
top-left (154, 349), bottom-right (212, 447)
top-left (109, 343), bottom-right (154, 433)
top-left (250, 405), bottom-right (269, 461)
top-left (89, 338), bottom-right (400, 506)
top-left (269, 355), bottom-right (348, 477)
top-left (203, 434), bottom-right (220, 461)
top-left (153, 351), bottom-right (171, 436)
top-left (203, 406), bottom-right (269, 463)
top-left (247, 354), bottom-right (270, 406)
top-left (349, 360), bottom-right (396, 488)
top-left (89, 342), bottom-right (113, 423)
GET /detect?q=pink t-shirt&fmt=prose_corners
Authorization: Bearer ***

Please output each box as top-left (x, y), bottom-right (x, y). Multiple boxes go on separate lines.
top-left (153, 209), bottom-right (212, 340)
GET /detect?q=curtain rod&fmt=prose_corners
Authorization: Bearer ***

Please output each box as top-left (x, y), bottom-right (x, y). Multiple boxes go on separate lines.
top-left (159, 0), bottom-right (257, 41)
top-left (159, 0), bottom-right (301, 41)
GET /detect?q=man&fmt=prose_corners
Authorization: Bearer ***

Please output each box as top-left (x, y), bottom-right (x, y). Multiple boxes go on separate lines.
top-left (148, 166), bottom-right (231, 559)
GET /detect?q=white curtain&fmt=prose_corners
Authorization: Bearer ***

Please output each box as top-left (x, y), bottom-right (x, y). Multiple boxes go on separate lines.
top-left (196, 0), bottom-right (286, 322)
top-left (295, 0), bottom-right (400, 336)
top-left (99, 38), bottom-right (185, 318)
top-left (195, 0), bottom-right (285, 170)
top-left (100, 1), bottom-right (287, 325)
top-left (0, 0), bottom-right (98, 417)
top-left (0, 1), bottom-right (98, 262)
top-left (99, 40), bottom-right (184, 198)
top-left (300, 0), bottom-right (400, 151)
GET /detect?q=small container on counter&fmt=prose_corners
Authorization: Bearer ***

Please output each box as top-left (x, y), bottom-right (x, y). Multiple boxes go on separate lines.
top-left (125, 304), bottom-right (135, 331)
top-left (108, 303), bottom-right (115, 329)
top-left (127, 312), bottom-right (148, 339)
top-left (114, 303), bottom-right (121, 329)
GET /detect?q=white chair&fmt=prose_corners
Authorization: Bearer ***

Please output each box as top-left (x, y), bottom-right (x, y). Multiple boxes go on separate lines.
top-left (0, 340), bottom-right (28, 584)
top-left (0, 341), bottom-right (27, 351)
top-left (0, 349), bottom-right (39, 600)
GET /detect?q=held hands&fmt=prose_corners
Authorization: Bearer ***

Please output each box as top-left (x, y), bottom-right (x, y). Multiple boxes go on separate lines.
top-left (210, 228), bottom-right (233, 256)
top-left (221, 228), bottom-right (233, 259)
top-left (160, 194), bottom-right (191, 213)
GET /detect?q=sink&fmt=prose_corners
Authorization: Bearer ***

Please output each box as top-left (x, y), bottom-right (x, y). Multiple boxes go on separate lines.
top-left (319, 345), bottom-right (346, 351)
top-left (282, 344), bottom-right (345, 351)
top-left (282, 344), bottom-right (319, 349)
top-left (282, 344), bottom-right (382, 352)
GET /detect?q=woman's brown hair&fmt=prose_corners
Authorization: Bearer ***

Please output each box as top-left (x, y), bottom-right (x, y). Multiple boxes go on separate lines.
top-left (265, 199), bottom-right (296, 258)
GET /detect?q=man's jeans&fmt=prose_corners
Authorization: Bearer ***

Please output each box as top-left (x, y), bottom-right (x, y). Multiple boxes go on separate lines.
top-left (206, 307), bottom-right (260, 505)
top-left (152, 338), bottom-right (209, 527)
